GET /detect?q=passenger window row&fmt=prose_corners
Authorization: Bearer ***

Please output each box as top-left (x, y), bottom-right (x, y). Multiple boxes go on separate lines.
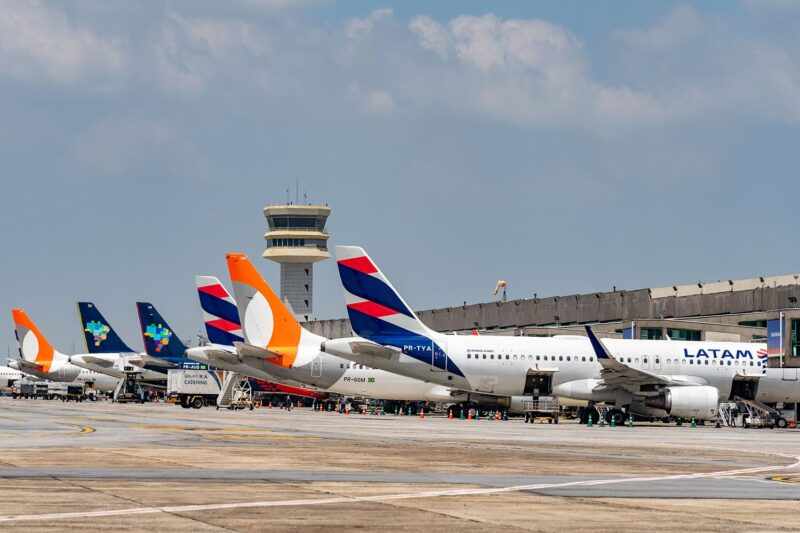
top-left (465, 354), bottom-right (596, 363)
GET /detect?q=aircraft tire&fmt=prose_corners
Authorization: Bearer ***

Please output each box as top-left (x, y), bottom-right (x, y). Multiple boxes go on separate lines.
top-left (191, 396), bottom-right (204, 409)
top-left (777, 417), bottom-right (788, 429)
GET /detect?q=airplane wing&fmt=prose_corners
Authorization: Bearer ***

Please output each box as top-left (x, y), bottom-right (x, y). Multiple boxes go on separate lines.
top-left (13, 359), bottom-right (45, 373)
top-left (123, 353), bottom-right (180, 368)
top-left (584, 326), bottom-right (675, 393)
top-left (233, 342), bottom-right (288, 364)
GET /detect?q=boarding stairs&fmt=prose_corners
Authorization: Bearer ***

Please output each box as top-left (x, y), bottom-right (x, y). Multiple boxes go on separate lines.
top-left (216, 372), bottom-right (253, 409)
top-left (717, 398), bottom-right (781, 428)
top-left (735, 397), bottom-right (781, 428)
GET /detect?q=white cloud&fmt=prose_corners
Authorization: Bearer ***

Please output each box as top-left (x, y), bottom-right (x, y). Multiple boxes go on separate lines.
top-left (153, 13), bottom-right (271, 94)
top-left (345, 8), bottom-right (393, 40)
top-left (409, 15), bottom-right (450, 59)
top-left (0, 0), bottom-right (124, 84)
top-left (406, 14), bottom-right (664, 130)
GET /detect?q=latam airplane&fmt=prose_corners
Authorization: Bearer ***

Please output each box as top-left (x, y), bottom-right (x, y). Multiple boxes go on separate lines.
top-left (10, 309), bottom-right (119, 392)
top-left (188, 255), bottom-right (526, 410)
top-left (324, 246), bottom-right (799, 422)
top-left (69, 302), bottom-right (165, 382)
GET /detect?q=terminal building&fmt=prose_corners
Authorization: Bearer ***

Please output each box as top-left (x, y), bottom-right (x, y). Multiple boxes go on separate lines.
top-left (262, 203), bottom-right (331, 322)
top-left (307, 273), bottom-right (800, 368)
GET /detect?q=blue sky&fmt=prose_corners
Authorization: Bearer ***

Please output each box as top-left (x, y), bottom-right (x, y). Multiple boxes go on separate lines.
top-left (1, 0), bottom-right (799, 355)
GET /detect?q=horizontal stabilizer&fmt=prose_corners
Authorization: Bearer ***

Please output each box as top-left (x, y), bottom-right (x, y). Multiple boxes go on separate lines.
top-left (233, 341), bottom-right (283, 363)
top-left (350, 341), bottom-right (402, 359)
top-left (14, 359), bottom-right (45, 373)
top-left (78, 356), bottom-right (115, 368)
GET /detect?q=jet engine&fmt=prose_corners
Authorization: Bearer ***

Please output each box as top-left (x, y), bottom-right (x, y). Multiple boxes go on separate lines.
top-left (645, 385), bottom-right (718, 419)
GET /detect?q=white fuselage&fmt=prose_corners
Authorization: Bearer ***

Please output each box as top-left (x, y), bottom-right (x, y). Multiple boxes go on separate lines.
top-left (325, 334), bottom-right (791, 406)
top-left (69, 353), bottom-right (166, 382)
top-left (0, 365), bottom-right (25, 388)
top-left (9, 359), bottom-right (119, 392)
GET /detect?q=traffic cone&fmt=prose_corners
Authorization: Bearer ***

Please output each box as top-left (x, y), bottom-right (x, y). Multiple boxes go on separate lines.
top-left (460, 409), bottom-right (465, 420)
top-left (691, 417), bottom-right (696, 428)
top-left (495, 410), bottom-right (501, 421)
top-left (448, 410), bottom-right (453, 420)
top-left (268, 401), bottom-right (272, 409)
top-left (610, 415), bottom-right (616, 428)
top-left (419, 409), bottom-right (425, 419)
top-left (587, 415), bottom-right (593, 427)
top-left (467, 410), bottom-right (472, 421)
top-left (628, 415), bottom-right (634, 427)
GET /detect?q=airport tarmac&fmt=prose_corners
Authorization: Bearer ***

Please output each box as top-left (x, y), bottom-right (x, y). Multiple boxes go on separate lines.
top-left (1, 398), bottom-right (800, 532)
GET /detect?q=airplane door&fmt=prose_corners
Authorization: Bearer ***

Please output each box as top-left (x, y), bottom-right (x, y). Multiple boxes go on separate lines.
top-left (311, 357), bottom-right (322, 378)
top-left (431, 339), bottom-right (447, 372)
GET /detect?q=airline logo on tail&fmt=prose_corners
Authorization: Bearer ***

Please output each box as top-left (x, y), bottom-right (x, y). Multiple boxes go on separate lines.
top-left (195, 276), bottom-right (244, 347)
top-left (226, 253), bottom-right (312, 368)
top-left (77, 302), bottom-right (136, 354)
top-left (335, 246), bottom-right (464, 377)
top-left (144, 324), bottom-right (172, 352)
top-left (11, 308), bottom-right (55, 372)
top-left (85, 321), bottom-right (110, 346)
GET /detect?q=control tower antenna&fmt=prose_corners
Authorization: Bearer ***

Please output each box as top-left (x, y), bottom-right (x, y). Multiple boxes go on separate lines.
top-left (263, 201), bottom-right (331, 322)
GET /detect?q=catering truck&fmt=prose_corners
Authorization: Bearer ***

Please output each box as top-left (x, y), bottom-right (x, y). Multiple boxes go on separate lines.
top-left (167, 369), bottom-right (221, 409)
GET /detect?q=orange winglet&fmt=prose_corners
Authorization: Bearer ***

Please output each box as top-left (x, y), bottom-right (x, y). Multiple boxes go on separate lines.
top-left (226, 253), bottom-right (301, 368)
top-left (11, 308), bottom-right (55, 373)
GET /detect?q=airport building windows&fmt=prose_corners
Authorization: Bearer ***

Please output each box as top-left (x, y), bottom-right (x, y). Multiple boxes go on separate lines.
top-left (792, 319), bottom-right (800, 357)
top-left (667, 328), bottom-right (701, 342)
top-left (739, 320), bottom-right (768, 328)
top-left (639, 327), bottom-right (663, 340)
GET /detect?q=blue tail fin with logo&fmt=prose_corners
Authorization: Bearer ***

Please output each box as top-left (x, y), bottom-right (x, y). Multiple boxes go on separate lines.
top-left (136, 302), bottom-right (188, 361)
top-left (78, 302), bottom-right (135, 354)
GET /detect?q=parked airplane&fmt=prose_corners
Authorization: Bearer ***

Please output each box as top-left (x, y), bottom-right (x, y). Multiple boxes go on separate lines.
top-left (190, 255), bottom-right (526, 410)
top-left (0, 364), bottom-right (25, 388)
top-left (324, 246), bottom-right (791, 422)
top-left (69, 302), bottom-right (165, 382)
top-left (10, 309), bottom-right (119, 392)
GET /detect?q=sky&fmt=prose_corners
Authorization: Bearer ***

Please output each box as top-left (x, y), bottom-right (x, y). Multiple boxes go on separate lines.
top-left (0, 0), bottom-right (799, 355)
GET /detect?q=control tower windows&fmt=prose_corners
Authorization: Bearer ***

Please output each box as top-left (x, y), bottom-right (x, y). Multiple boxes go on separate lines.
top-left (267, 215), bottom-right (325, 230)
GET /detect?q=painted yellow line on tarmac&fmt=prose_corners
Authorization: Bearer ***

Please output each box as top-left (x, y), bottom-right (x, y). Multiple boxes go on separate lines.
top-left (79, 426), bottom-right (95, 434)
top-left (1, 455), bottom-right (798, 523)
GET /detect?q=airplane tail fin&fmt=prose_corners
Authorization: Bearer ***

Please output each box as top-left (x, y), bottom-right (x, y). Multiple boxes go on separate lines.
top-left (135, 302), bottom-right (188, 359)
top-left (225, 253), bottom-right (312, 368)
top-left (195, 276), bottom-right (244, 347)
top-left (77, 302), bottom-right (135, 354)
top-left (11, 308), bottom-right (57, 372)
top-left (335, 245), bottom-right (432, 343)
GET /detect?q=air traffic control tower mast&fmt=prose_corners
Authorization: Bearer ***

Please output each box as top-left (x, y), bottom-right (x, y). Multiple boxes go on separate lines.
top-left (263, 203), bottom-right (331, 322)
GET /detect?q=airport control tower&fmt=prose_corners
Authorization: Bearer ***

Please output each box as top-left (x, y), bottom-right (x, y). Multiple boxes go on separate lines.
top-left (263, 203), bottom-right (331, 322)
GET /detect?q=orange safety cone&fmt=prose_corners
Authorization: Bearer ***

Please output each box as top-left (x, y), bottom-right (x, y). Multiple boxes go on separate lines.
top-left (448, 410), bottom-right (453, 420)
top-left (419, 409), bottom-right (425, 419)
top-left (467, 410), bottom-right (473, 421)
top-left (268, 401), bottom-right (272, 409)
top-left (495, 410), bottom-right (501, 421)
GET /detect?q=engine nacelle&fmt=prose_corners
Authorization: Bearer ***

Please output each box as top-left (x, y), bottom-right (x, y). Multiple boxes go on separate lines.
top-left (646, 386), bottom-right (718, 420)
